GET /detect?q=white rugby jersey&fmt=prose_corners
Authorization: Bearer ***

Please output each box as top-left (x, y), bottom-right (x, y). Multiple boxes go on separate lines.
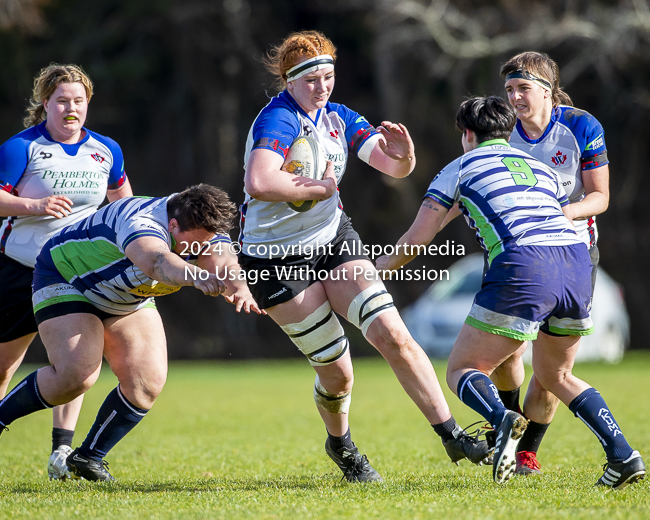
top-left (509, 106), bottom-right (608, 247)
top-left (33, 196), bottom-right (231, 314)
top-left (425, 139), bottom-right (582, 266)
top-left (0, 122), bottom-right (127, 267)
top-left (240, 90), bottom-right (381, 258)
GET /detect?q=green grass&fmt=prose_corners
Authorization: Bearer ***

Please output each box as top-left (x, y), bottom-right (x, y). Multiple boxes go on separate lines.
top-left (1, 352), bottom-right (649, 519)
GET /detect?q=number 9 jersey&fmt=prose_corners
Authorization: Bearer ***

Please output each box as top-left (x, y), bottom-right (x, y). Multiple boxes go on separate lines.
top-left (424, 138), bottom-right (583, 266)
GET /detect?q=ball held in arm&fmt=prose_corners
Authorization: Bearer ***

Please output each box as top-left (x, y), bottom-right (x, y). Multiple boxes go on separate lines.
top-left (282, 135), bottom-right (326, 212)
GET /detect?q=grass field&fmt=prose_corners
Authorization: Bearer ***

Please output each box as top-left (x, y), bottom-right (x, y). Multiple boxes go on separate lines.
top-left (1, 352), bottom-right (649, 519)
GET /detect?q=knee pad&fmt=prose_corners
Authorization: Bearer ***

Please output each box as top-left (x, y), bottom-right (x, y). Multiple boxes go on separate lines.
top-left (281, 302), bottom-right (349, 366)
top-left (313, 374), bottom-right (351, 414)
top-left (347, 282), bottom-right (395, 337)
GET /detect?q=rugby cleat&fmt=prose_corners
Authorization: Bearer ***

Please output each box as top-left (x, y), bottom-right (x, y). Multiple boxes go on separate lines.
top-left (325, 438), bottom-right (382, 483)
top-left (48, 445), bottom-right (75, 481)
top-left (443, 423), bottom-right (494, 466)
top-left (515, 450), bottom-right (542, 475)
top-left (597, 450), bottom-right (646, 490)
top-left (492, 411), bottom-right (528, 484)
top-left (66, 448), bottom-right (115, 482)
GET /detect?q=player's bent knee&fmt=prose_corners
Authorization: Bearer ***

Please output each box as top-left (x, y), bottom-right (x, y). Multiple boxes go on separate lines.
top-left (281, 302), bottom-right (349, 366)
top-left (313, 374), bottom-right (351, 414)
top-left (57, 372), bottom-right (98, 400)
top-left (347, 282), bottom-right (395, 338)
top-left (535, 368), bottom-right (570, 393)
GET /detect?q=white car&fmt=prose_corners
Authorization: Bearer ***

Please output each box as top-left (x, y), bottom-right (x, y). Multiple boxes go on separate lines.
top-left (402, 253), bottom-right (630, 362)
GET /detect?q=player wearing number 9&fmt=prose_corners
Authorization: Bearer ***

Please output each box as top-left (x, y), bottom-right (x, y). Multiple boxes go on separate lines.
top-left (375, 97), bottom-right (644, 488)
top-left (489, 51), bottom-right (611, 476)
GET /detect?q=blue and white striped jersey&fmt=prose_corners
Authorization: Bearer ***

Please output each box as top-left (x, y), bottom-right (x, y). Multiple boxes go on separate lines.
top-left (0, 122), bottom-right (128, 267)
top-left (34, 196), bottom-right (230, 314)
top-left (509, 106), bottom-right (608, 247)
top-left (425, 139), bottom-right (582, 265)
top-left (241, 90), bottom-right (381, 258)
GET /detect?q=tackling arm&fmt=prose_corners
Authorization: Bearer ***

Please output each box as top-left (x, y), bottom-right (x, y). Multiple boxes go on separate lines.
top-left (196, 242), bottom-right (265, 314)
top-left (125, 236), bottom-right (225, 296)
top-left (375, 198), bottom-right (448, 272)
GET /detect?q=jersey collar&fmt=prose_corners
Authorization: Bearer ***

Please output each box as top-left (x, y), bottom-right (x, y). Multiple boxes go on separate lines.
top-left (281, 90), bottom-right (323, 126)
top-left (38, 121), bottom-right (91, 156)
top-left (478, 138), bottom-right (510, 148)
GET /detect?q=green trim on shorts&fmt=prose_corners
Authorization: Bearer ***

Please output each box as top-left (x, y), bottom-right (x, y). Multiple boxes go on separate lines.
top-left (465, 315), bottom-right (538, 341)
top-left (33, 294), bottom-right (91, 314)
top-left (548, 325), bottom-right (594, 336)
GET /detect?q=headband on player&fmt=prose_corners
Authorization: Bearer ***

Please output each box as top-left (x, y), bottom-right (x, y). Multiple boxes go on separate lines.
top-left (505, 70), bottom-right (553, 91)
top-left (286, 55), bottom-right (335, 82)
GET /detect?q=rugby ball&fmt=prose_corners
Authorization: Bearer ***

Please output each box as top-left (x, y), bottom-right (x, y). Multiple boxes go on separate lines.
top-left (282, 135), bottom-right (327, 212)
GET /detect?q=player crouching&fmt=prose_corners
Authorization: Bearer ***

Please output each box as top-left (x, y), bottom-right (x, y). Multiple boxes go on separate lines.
top-left (0, 184), bottom-right (264, 481)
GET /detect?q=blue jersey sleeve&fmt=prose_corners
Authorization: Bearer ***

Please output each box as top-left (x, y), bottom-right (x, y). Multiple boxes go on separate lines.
top-left (88, 130), bottom-right (127, 189)
top-left (251, 103), bottom-right (301, 160)
top-left (0, 132), bottom-right (33, 192)
top-left (423, 158), bottom-right (462, 210)
top-left (329, 103), bottom-right (379, 158)
top-left (559, 107), bottom-right (608, 171)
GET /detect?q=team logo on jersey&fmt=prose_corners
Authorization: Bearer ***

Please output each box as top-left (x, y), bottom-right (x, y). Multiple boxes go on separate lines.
top-left (302, 125), bottom-right (313, 136)
top-left (329, 129), bottom-right (339, 139)
top-left (38, 151), bottom-right (53, 160)
top-left (551, 150), bottom-right (567, 166)
top-left (91, 153), bottom-right (105, 163)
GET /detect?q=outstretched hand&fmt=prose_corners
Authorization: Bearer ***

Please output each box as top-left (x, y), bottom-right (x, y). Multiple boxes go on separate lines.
top-left (376, 122), bottom-right (414, 163)
top-left (224, 291), bottom-right (267, 314)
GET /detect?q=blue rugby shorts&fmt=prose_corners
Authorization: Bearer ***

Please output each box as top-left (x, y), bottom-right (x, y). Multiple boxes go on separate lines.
top-left (466, 244), bottom-right (594, 341)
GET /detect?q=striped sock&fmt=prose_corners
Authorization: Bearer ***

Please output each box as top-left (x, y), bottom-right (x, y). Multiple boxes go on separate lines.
top-left (569, 387), bottom-right (633, 462)
top-left (457, 370), bottom-right (507, 428)
top-left (0, 370), bottom-right (52, 427)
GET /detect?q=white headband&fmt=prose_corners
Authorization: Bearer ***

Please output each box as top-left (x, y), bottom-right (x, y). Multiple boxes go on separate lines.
top-left (286, 55), bottom-right (334, 82)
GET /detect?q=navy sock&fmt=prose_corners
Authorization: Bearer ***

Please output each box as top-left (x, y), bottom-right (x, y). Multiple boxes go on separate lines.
top-left (569, 387), bottom-right (633, 462)
top-left (327, 427), bottom-right (355, 451)
top-left (498, 388), bottom-right (522, 414)
top-left (457, 371), bottom-right (507, 429)
top-left (432, 417), bottom-right (457, 442)
top-left (52, 428), bottom-right (75, 453)
top-left (0, 371), bottom-right (52, 427)
top-left (78, 386), bottom-right (148, 461)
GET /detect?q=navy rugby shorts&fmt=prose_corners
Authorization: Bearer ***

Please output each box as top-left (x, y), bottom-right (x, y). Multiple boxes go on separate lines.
top-left (466, 244), bottom-right (594, 341)
top-left (0, 253), bottom-right (38, 342)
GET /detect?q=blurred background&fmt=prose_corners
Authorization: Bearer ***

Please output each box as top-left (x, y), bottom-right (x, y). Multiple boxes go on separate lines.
top-left (1, 0), bottom-right (649, 361)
